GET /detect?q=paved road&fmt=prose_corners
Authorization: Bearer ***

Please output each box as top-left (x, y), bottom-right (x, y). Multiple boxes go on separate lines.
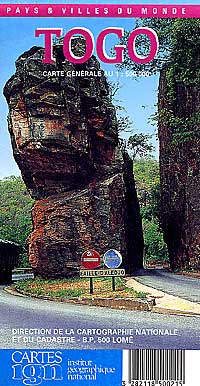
top-left (0, 286), bottom-right (199, 350)
top-left (134, 269), bottom-right (200, 303)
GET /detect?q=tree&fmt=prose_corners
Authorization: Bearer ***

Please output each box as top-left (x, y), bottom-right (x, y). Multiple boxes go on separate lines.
top-left (117, 19), bottom-right (199, 264)
top-left (108, 81), bottom-right (134, 134)
top-left (0, 176), bottom-right (34, 267)
top-left (133, 158), bottom-right (169, 264)
top-left (127, 133), bottom-right (155, 159)
top-left (143, 219), bottom-right (169, 264)
top-left (118, 19), bottom-right (199, 76)
top-left (133, 158), bottom-right (160, 211)
top-left (108, 81), bottom-right (155, 158)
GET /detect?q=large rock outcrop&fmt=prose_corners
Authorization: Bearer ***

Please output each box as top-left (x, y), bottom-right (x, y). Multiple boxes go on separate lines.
top-left (158, 66), bottom-right (200, 270)
top-left (4, 41), bottom-right (144, 278)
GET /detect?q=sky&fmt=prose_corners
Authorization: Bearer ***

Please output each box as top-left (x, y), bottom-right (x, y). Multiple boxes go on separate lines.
top-left (0, 0), bottom-right (198, 178)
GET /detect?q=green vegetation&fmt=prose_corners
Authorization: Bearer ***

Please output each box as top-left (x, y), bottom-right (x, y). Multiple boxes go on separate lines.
top-left (143, 220), bottom-right (168, 264)
top-left (108, 81), bottom-right (155, 159)
top-left (118, 19), bottom-right (199, 76)
top-left (116, 18), bottom-right (199, 261)
top-left (0, 176), bottom-right (34, 267)
top-left (118, 19), bottom-right (200, 144)
top-left (163, 20), bottom-right (199, 144)
top-left (133, 158), bottom-right (169, 265)
top-left (124, 287), bottom-right (146, 299)
top-left (127, 134), bottom-right (155, 160)
top-left (0, 163), bottom-right (168, 269)
top-left (14, 276), bottom-right (147, 299)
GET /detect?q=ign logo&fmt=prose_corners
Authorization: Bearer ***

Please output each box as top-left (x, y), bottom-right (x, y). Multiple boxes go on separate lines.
top-left (12, 351), bottom-right (63, 385)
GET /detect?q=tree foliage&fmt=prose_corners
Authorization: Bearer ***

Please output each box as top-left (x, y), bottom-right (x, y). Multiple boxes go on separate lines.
top-left (143, 219), bottom-right (168, 263)
top-left (108, 81), bottom-right (155, 158)
top-left (160, 19), bottom-right (200, 144)
top-left (127, 133), bottom-right (155, 159)
top-left (108, 81), bottom-right (134, 134)
top-left (133, 158), bottom-right (169, 264)
top-left (118, 19), bottom-right (200, 144)
top-left (0, 176), bottom-right (34, 267)
top-left (116, 19), bottom-right (200, 261)
top-left (133, 158), bottom-right (159, 208)
top-left (118, 19), bottom-right (199, 75)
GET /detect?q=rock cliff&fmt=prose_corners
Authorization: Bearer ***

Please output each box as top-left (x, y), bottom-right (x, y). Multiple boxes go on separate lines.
top-left (158, 65), bottom-right (200, 270)
top-left (4, 41), bottom-right (144, 277)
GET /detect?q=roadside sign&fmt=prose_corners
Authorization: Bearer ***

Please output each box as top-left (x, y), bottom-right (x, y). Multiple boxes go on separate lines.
top-left (81, 249), bottom-right (101, 269)
top-left (80, 268), bottom-right (125, 278)
top-left (80, 268), bottom-right (125, 293)
top-left (103, 249), bottom-right (122, 269)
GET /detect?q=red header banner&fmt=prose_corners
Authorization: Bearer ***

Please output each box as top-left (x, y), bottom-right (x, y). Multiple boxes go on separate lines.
top-left (0, 4), bottom-right (199, 18)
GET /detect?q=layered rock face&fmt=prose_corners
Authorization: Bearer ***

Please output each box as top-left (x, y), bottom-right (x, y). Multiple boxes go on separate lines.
top-left (4, 42), bottom-right (144, 277)
top-left (158, 69), bottom-right (200, 270)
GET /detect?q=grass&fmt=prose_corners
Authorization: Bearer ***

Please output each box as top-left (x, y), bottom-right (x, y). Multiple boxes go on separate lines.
top-left (13, 276), bottom-right (147, 299)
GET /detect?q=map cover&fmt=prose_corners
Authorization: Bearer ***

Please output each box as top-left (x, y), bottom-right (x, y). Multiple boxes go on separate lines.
top-left (0, 1), bottom-right (199, 385)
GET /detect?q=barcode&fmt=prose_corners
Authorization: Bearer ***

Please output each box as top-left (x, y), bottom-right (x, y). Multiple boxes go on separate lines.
top-left (125, 350), bottom-right (185, 384)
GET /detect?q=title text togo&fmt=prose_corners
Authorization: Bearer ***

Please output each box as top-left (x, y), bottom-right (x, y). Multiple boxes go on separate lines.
top-left (35, 27), bottom-right (159, 65)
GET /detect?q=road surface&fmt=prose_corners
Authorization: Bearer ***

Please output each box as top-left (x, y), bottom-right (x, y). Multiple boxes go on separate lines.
top-left (0, 286), bottom-right (199, 350)
top-left (133, 269), bottom-right (200, 303)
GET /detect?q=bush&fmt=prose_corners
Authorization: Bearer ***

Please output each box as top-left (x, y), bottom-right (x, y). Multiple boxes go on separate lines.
top-left (143, 219), bottom-right (169, 263)
top-left (134, 158), bottom-right (169, 264)
top-left (0, 176), bottom-right (34, 267)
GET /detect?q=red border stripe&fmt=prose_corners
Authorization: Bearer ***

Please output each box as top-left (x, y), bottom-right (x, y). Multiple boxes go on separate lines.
top-left (0, 4), bottom-right (199, 18)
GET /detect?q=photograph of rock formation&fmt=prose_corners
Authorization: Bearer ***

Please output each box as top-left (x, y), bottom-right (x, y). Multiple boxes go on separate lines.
top-left (3, 39), bottom-right (144, 278)
top-left (0, 11), bottom-right (200, 352)
top-left (0, 18), bottom-right (198, 283)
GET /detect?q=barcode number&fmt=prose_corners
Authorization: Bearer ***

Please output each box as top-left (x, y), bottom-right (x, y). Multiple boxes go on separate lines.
top-left (124, 350), bottom-right (185, 385)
